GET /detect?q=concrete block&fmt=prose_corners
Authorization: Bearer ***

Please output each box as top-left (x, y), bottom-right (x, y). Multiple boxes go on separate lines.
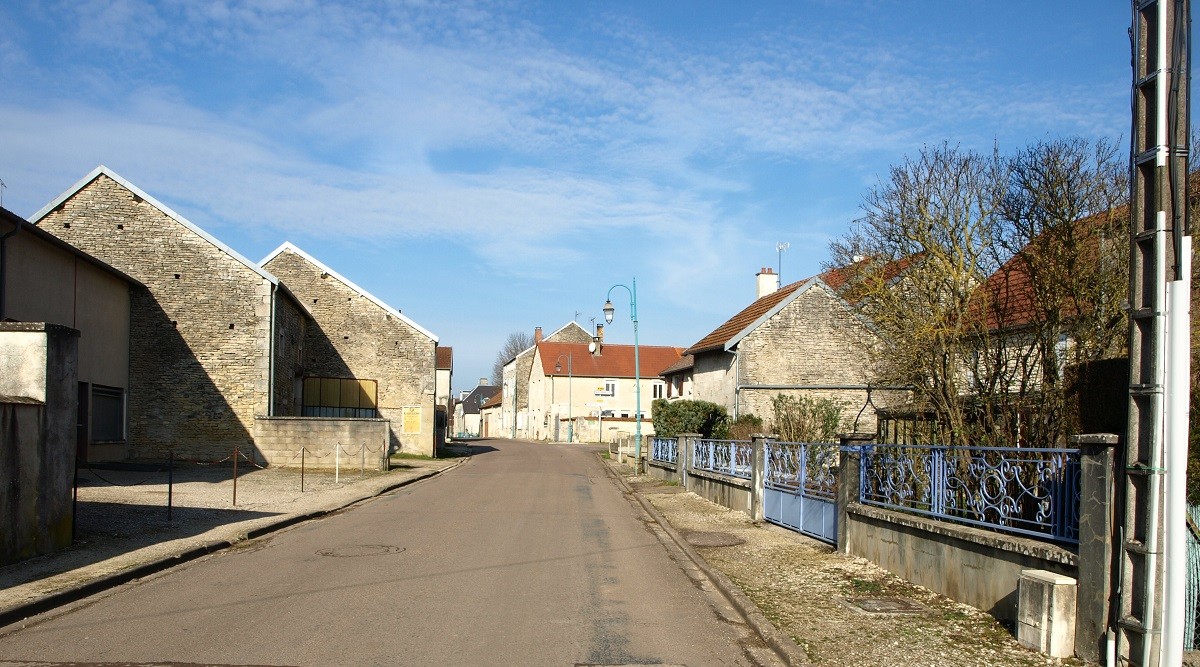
top-left (1018, 569), bottom-right (1077, 658)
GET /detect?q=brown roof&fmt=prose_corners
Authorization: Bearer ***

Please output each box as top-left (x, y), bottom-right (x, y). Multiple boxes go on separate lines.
top-left (480, 390), bottom-right (502, 409)
top-left (685, 256), bottom-right (918, 356)
top-left (536, 341), bottom-right (683, 379)
top-left (659, 354), bottom-right (694, 377)
top-left (435, 346), bottom-right (453, 370)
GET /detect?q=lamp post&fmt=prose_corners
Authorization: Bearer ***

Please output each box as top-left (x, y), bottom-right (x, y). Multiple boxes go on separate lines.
top-left (603, 278), bottom-right (641, 472)
top-left (555, 353), bottom-right (573, 443)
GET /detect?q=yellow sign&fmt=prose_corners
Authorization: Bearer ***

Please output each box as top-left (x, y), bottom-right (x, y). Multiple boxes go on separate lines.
top-left (402, 407), bottom-right (421, 434)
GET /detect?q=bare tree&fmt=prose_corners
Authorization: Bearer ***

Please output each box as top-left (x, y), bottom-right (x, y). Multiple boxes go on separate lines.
top-left (491, 330), bottom-right (534, 386)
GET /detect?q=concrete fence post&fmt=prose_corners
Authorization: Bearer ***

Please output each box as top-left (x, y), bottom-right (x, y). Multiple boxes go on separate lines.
top-left (837, 432), bottom-right (874, 555)
top-left (1069, 433), bottom-right (1119, 664)
top-left (750, 434), bottom-right (772, 522)
top-left (680, 432), bottom-right (699, 493)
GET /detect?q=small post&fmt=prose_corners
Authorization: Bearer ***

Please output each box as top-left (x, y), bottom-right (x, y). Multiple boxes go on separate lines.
top-left (72, 456), bottom-right (79, 542)
top-left (680, 433), bottom-right (699, 492)
top-left (232, 445), bottom-right (239, 507)
top-left (167, 450), bottom-right (174, 521)
top-left (1071, 433), bottom-right (1119, 663)
top-left (301, 448), bottom-right (306, 492)
top-left (360, 442), bottom-right (365, 477)
top-left (335, 441), bottom-right (341, 484)
top-left (750, 434), bottom-right (773, 522)
top-left (837, 432), bottom-right (874, 555)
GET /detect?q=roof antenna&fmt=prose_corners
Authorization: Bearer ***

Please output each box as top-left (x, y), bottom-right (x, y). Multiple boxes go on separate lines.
top-left (0, 178), bottom-right (6, 208)
top-left (776, 241), bottom-right (789, 281)
top-left (574, 310), bottom-right (581, 322)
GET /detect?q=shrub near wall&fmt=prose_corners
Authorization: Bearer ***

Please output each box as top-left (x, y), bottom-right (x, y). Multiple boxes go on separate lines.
top-left (651, 399), bottom-right (730, 438)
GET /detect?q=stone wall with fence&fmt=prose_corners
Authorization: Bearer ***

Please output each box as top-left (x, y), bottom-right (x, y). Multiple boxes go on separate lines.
top-left (252, 416), bottom-right (390, 471)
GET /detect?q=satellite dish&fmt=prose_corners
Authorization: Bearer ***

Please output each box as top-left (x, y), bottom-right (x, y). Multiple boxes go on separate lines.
top-left (588, 341), bottom-right (597, 353)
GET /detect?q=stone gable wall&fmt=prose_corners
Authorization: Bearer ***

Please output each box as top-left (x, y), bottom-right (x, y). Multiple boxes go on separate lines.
top-left (264, 250), bottom-right (436, 455)
top-left (737, 287), bottom-right (882, 433)
top-left (272, 293), bottom-right (307, 416)
top-left (34, 175), bottom-right (277, 460)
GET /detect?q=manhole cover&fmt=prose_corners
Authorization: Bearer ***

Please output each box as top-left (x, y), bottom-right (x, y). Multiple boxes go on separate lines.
top-left (684, 531), bottom-right (746, 547)
top-left (841, 597), bottom-right (927, 615)
top-left (317, 545), bottom-right (405, 558)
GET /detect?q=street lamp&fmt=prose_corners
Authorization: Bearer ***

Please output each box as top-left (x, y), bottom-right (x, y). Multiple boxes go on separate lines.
top-left (603, 277), bottom-right (641, 472)
top-left (555, 353), bottom-right (573, 443)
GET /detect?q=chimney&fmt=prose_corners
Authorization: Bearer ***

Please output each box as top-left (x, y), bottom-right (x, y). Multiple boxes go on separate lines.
top-left (593, 324), bottom-right (605, 356)
top-left (595, 323), bottom-right (604, 342)
top-left (534, 326), bottom-right (543, 344)
top-left (479, 377), bottom-right (488, 386)
top-left (756, 267), bottom-right (780, 299)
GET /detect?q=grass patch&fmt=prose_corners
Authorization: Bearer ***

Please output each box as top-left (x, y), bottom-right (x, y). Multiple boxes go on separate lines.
top-left (848, 578), bottom-right (885, 595)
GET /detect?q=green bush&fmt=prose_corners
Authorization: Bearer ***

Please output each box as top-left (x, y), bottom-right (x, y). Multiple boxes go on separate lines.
top-left (771, 394), bottom-right (844, 443)
top-left (729, 414), bottom-right (763, 441)
top-left (651, 399), bottom-right (731, 439)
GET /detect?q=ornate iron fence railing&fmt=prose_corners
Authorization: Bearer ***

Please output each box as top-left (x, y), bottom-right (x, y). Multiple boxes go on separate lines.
top-left (692, 439), bottom-right (752, 480)
top-left (651, 437), bottom-right (678, 464)
top-left (764, 441), bottom-right (839, 499)
top-left (859, 444), bottom-right (1081, 544)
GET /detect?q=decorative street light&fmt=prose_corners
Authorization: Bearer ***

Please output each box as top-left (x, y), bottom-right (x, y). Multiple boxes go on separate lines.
top-left (555, 353), bottom-right (574, 443)
top-left (602, 277), bottom-right (641, 472)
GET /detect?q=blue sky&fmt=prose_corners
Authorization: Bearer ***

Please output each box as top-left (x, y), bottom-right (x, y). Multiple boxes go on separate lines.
top-left (1, 1), bottom-right (1139, 394)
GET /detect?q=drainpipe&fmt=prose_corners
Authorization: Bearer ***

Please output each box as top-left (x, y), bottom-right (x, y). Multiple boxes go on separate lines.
top-left (0, 215), bottom-right (22, 320)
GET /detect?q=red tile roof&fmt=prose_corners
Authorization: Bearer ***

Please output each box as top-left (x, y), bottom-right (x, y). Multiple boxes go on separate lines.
top-left (435, 346), bottom-right (453, 370)
top-left (660, 354), bottom-right (694, 376)
top-left (536, 340), bottom-right (683, 379)
top-left (480, 391), bottom-right (502, 409)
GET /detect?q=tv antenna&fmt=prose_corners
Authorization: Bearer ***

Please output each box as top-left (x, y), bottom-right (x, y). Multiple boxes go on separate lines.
top-left (776, 241), bottom-right (789, 279)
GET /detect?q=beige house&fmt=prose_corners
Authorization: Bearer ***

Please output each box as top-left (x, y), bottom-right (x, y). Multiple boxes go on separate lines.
top-left (1, 206), bottom-right (139, 462)
top-left (525, 339), bottom-right (682, 442)
top-left (499, 321), bottom-right (591, 439)
top-left (261, 242), bottom-right (439, 455)
top-left (685, 266), bottom-right (901, 434)
top-left (30, 167), bottom-right (312, 461)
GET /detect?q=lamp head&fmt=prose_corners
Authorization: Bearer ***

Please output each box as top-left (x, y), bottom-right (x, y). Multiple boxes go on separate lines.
top-left (603, 299), bottom-right (615, 324)
top-left (555, 362), bottom-right (562, 373)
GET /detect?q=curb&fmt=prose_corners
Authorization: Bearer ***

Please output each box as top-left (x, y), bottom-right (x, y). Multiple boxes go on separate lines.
top-left (601, 456), bottom-right (809, 666)
top-left (0, 460), bottom-right (463, 630)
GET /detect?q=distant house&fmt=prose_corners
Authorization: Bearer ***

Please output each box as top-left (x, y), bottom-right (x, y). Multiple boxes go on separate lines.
top-left (659, 354), bottom-right (694, 401)
top-left (685, 265), bottom-right (906, 434)
top-left (526, 338), bottom-right (682, 442)
top-left (30, 167), bottom-right (311, 461)
top-left (261, 242), bottom-right (439, 455)
top-left (457, 381), bottom-right (500, 438)
top-left (1, 206), bottom-right (140, 463)
top-left (435, 346), bottom-right (453, 441)
top-left (499, 321), bottom-right (591, 439)
top-left (479, 390), bottom-right (503, 438)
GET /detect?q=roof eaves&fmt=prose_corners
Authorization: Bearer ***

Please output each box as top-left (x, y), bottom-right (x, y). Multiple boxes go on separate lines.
top-left (722, 279), bottom-right (818, 352)
top-left (32, 166), bottom-right (281, 286)
top-left (261, 241), bottom-right (438, 343)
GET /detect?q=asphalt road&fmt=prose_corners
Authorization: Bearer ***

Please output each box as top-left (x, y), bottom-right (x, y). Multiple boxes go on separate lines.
top-left (0, 441), bottom-right (769, 666)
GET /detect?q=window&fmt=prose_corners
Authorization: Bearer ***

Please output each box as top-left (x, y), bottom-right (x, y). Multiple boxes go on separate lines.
top-left (91, 385), bottom-right (125, 442)
top-left (302, 377), bottom-right (378, 418)
top-left (652, 382), bottom-right (665, 399)
top-left (595, 379), bottom-right (617, 397)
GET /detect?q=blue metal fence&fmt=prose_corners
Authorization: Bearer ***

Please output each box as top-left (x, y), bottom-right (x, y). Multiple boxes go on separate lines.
top-left (691, 439), bottom-right (752, 479)
top-left (651, 437), bottom-right (678, 464)
top-left (1186, 504), bottom-right (1200, 651)
top-left (859, 444), bottom-right (1081, 544)
top-left (763, 440), bottom-right (839, 543)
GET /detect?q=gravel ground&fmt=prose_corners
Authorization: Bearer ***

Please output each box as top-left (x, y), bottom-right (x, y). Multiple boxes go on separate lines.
top-left (0, 455), bottom-right (459, 616)
top-left (618, 468), bottom-right (1089, 667)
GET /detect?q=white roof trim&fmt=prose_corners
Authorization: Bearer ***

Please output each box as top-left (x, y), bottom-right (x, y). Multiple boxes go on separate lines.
top-left (31, 165), bottom-right (281, 286)
top-left (723, 278), bottom-right (821, 352)
top-left (260, 241), bottom-right (438, 343)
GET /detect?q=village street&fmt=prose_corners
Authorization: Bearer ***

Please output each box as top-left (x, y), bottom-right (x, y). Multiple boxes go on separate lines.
top-left (0, 441), bottom-right (774, 666)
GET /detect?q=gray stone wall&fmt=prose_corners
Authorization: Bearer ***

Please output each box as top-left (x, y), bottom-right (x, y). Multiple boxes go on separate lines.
top-left (263, 250), bottom-right (436, 455)
top-left (252, 416), bottom-right (389, 470)
top-left (35, 175), bottom-right (279, 460)
top-left (737, 286), bottom-right (880, 432)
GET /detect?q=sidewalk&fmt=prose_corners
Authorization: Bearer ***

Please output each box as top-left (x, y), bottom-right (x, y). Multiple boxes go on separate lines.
top-left (0, 451), bottom-right (464, 628)
top-left (604, 458), bottom-right (1088, 667)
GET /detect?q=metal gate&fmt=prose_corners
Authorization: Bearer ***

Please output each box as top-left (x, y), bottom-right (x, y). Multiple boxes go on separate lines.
top-left (763, 440), bottom-right (838, 544)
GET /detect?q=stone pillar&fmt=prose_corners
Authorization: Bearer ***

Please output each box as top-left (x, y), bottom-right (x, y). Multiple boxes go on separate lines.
top-left (1070, 433), bottom-right (1118, 663)
top-left (679, 433), bottom-right (699, 492)
top-left (749, 434), bottom-right (774, 522)
top-left (837, 432), bottom-right (874, 555)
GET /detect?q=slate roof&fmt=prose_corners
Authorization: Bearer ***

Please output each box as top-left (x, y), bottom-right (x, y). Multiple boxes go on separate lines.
top-left (480, 391), bottom-right (502, 409)
top-left (535, 341), bottom-right (683, 379)
top-left (462, 385), bottom-right (501, 414)
top-left (436, 347), bottom-right (453, 370)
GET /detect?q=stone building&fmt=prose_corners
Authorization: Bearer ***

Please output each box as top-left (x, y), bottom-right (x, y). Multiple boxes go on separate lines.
top-left (261, 242), bottom-right (439, 455)
top-left (30, 166), bottom-right (311, 461)
top-left (499, 321), bottom-right (591, 439)
top-left (685, 265), bottom-right (904, 434)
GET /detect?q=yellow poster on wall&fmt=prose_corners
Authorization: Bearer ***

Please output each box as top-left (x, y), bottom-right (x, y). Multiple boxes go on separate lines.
top-left (402, 407), bottom-right (421, 434)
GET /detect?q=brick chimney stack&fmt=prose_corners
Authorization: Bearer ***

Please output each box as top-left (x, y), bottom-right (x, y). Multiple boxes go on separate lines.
top-left (534, 326), bottom-right (543, 344)
top-left (756, 267), bottom-right (780, 299)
